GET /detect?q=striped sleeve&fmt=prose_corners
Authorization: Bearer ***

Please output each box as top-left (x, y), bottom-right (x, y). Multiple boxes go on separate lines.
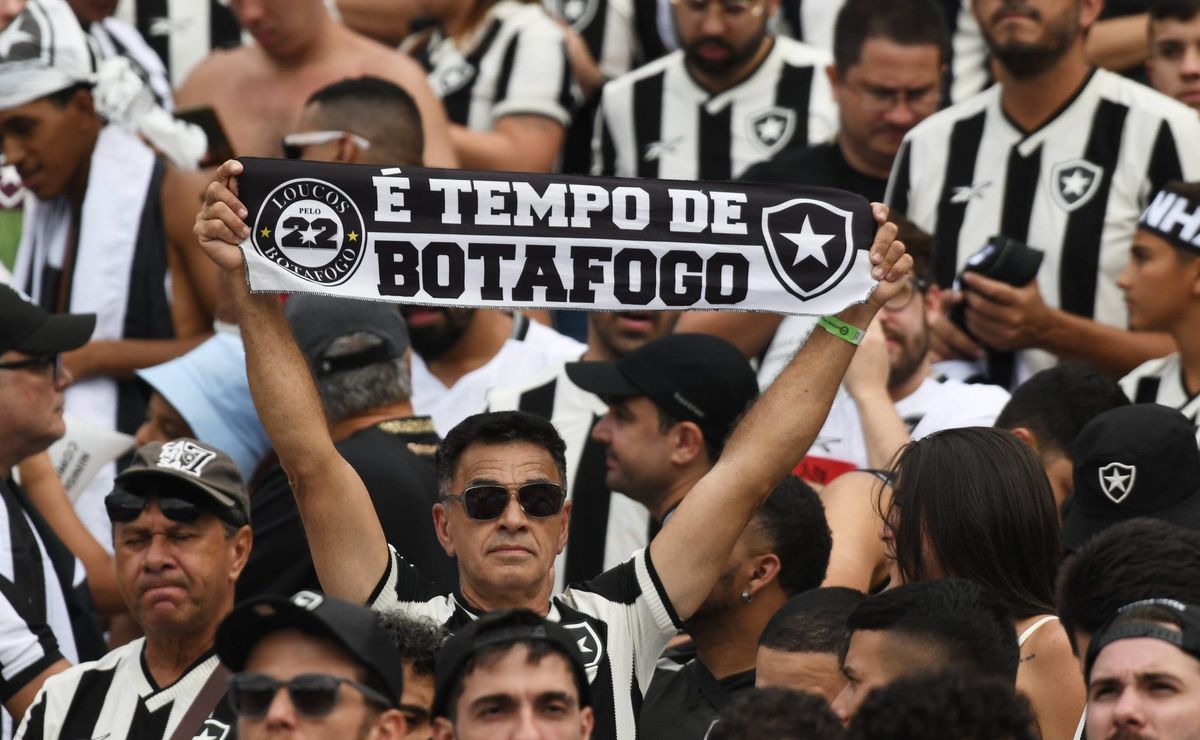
top-left (491, 16), bottom-right (578, 126)
top-left (0, 577), bottom-right (62, 705)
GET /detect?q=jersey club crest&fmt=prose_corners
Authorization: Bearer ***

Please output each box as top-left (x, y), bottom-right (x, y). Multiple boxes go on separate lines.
top-left (1051, 159), bottom-right (1104, 213)
top-left (747, 108), bottom-right (796, 156)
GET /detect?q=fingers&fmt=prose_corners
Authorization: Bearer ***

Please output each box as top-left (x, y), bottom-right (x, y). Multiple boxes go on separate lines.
top-left (195, 200), bottom-right (251, 246)
top-left (215, 158), bottom-right (243, 197)
top-left (960, 272), bottom-right (1016, 304)
top-left (204, 178), bottom-right (248, 223)
top-left (963, 289), bottom-right (1014, 323)
top-left (868, 221), bottom-right (901, 277)
top-left (870, 202), bottom-right (890, 226)
top-left (928, 314), bottom-right (982, 359)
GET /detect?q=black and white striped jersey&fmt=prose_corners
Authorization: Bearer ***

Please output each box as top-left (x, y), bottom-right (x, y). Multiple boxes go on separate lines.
top-left (15, 639), bottom-right (237, 740)
top-left (777, 0), bottom-right (989, 104)
top-left (593, 37), bottom-right (836, 180)
top-left (89, 17), bottom-right (174, 109)
top-left (410, 0), bottom-right (577, 131)
top-left (371, 545), bottom-right (680, 740)
top-left (545, 0), bottom-right (666, 80)
top-left (487, 365), bottom-right (654, 593)
top-left (1121, 353), bottom-right (1200, 444)
top-left (113, 0), bottom-right (242, 88)
top-left (886, 69), bottom-right (1200, 382)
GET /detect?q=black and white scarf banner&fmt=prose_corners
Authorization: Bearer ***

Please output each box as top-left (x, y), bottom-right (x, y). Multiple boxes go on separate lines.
top-left (235, 157), bottom-right (879, 315)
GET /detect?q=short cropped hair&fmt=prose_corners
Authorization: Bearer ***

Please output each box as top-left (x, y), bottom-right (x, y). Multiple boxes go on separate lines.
top-left (846, 672), bottom-right (1038, 740)
top-left (708, 688), bottom-right (844, 740)
top-left (995, 362), bottom-right (1129, 459)
top-left (833, 0), bottom-right (950, 73)
top-left (1150, 0), bottom-right (1200, 24)
top-left (753, 477), bottom-right (833, 597)
top-left (378, 611), bottom-right (446, 676)
top-left (315, 332), bottom-right (411, 424)
top-left (846, 579), bottom-right (1020, 684)
top-left (759, 587), bottom-right (865, 654)
top-left (1057, 518), bottom-right (1200, 652)
top-left (437, 411), bottom-right (568, 498)
top-left (306, 76), bottom-right (425, 166)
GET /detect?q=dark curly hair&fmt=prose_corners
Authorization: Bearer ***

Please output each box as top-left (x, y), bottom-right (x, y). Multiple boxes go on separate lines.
top-left (708, 688), bottom-right (843, 740)
top-left (846, 672), bottom-right (1037, 740)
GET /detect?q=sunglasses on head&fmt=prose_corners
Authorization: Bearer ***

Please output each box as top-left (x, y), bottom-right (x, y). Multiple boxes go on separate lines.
top-left (443, 482), bottom-right (565, 521)
top-left (229, 672), bottom-right (393, 720)
top-left (104, 485), bottom-right (245, 527)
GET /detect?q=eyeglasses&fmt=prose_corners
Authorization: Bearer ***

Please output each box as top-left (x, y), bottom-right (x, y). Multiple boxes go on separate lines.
top-left (229, 672), bottom-right (394, 720)
top-left (281, 130), bottom-right (372, 160)
top-left (443, 482), bottom-right (566, 521)
top-left (0, 353), bottom-right (62, 382)
top-left (670, 0), bottom-right (764, 17)
top-left (104, 485), bottom-right (246, 527)
top-left (844, 81), bottom-right (940, 114)
top-left (881, 277), bottom-right (929, 313)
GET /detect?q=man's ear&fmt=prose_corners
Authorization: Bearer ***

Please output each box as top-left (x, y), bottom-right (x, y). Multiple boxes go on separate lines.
top-left (338, 134), bottom-right (363, 164)
top-left (746, 552), bottom-right (782, 598)
top-left (432, 502), bottom-right (457, 558)
top-left (556, 499), bottom-right (572, 555)
top-left (669, 420), bottom-right (707, 467)
top-left (1010, 426), bottom-right (1039, 454)
top-left (228, 525), bottom-right (254, 582)
top-left (826, 63), bottom-right (841, 92)
top-left (374, 708), bottom-right (408, 738)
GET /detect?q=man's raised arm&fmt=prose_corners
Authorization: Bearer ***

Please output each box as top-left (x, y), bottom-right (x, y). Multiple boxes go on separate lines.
top-left (193, 159), bottom-right (390, 604)
top-left (650, 205), bottom-right (911, 621)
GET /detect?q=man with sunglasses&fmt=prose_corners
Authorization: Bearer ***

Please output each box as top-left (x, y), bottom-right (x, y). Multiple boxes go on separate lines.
top-left (216, 590), bottom-right (408, 739)
top-left (798, 219), bottom-right (1009, 483)
top-left (16, 438), bottom-right (253, 740)
top-left (194, 157), bottom-right (912, 740)
top-left (0, 285), bottom-right (105, 727)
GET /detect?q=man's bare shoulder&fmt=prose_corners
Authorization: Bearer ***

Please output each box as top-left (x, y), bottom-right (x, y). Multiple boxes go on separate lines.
top-left (176, 46), bottom-right (271, 103)
top-left (339, 25), bottom-right (431, 84)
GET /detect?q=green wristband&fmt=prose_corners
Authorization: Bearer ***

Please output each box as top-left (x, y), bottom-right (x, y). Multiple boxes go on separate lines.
top-left (818, 315), bottom-right (865, 346)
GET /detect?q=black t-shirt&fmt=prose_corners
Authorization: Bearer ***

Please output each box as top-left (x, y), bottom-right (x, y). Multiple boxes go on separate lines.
top-left (740, 140), bottom-right (888, 204)
top-left (237, 416), bottom-right (457, 601)
top-left (637, 656), bottom-right (756, 740)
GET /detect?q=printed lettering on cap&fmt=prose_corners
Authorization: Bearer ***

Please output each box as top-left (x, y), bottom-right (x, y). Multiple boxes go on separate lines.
top-left (292, 591), bottom-right (325, 611)
top-left (157, 440), bottom-right (216, 478)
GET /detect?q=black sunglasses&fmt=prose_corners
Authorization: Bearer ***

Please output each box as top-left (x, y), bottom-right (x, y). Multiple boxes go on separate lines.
top-left (0, 353), bottom-right (62, 382)
top-left (443, 482), bottom-right (565, 521)
top-left (105, 485), bottom-right (245, 527)
top-left (229, 672), bottom-right (394, 719)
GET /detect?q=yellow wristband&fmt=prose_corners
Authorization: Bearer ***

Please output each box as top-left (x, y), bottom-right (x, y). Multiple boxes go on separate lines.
top-left (818, 315), bottom-right (865, 346)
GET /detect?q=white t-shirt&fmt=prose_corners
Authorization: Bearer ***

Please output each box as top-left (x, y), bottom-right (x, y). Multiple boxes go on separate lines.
top-left (1120, 352), bottom-right (1200, 445)
top-left (412, 320), bottom-right (585, 436)
top-left (802, 375), bottom-right (1010, 480)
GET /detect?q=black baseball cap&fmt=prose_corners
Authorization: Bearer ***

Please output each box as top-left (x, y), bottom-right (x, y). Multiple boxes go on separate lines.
top-left (432, 609), bottom-right (592, 720)
top-left (284, 294), bottom-right (409, 377)
top-left (115, 439), bottom-right (251, 525)
top-left (1085, 598), bottom-right (1200, 681)
top-left (216, 591), bottom-right (404, 706)
top-left (1062, 404), bottom-right (1200, 551)
top-left (0, 284), bottom-right (95, 357)
top-left (565, 333), bottom-right (758, 446)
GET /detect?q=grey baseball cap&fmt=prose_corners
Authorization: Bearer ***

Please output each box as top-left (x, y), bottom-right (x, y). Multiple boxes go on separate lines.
top-left (284, 295), bottom-right (409, 377)
top-left (114, 439), bottom-right (251, 525)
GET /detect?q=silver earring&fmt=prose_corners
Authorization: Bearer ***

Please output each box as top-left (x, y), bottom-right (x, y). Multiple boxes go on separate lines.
top-left (741, 590), bottom-right (752, 603)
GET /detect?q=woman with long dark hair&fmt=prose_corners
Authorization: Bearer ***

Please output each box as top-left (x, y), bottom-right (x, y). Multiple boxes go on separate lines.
top-left (882, 427), bottom-right (1085, 740)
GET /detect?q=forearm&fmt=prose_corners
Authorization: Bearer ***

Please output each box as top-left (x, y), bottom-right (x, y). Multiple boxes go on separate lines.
top-left (64, 336), bottom-right (208, 381)
top-left (1086, 14), bottom-right (1150, 71)
top-left (1039, 309), bottom-right (1175, 377)
top-left (849, 388), bottom-right (911, 470)
top-left (18, 454), bottom-right (125, 616)
top-left (231, 279), bottom-right (389, 601)
top-left (448, 123), bottom-right (558, 173)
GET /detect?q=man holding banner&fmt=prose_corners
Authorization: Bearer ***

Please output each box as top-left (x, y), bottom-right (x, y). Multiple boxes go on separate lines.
top-left (194, 156), bottom-right (910, 740)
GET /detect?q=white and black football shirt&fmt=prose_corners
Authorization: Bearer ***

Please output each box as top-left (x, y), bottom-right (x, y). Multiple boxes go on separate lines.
top-left (593, 36), bottom-right (837, 181)
top-left (887, 69), bottom-right (1200, 382)
top-left (1121, 353), bottom-right (1200, 445)
top-left (544, 0), bottom-right (666, 80)
top-left (113, 0), bottom-right (243, 88)
top-left (15, 639), bottom-right (236, 740)
top-left (88, 16), bottom-right (174, 109)
top-left (370, 545), bottom-right (680, 740)
top-left (777, 0), bottom-right (989, 104)
top-left (488, 365), bottom-right (654, 593)
top-left (410, 0), bottom-right (577, 132)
